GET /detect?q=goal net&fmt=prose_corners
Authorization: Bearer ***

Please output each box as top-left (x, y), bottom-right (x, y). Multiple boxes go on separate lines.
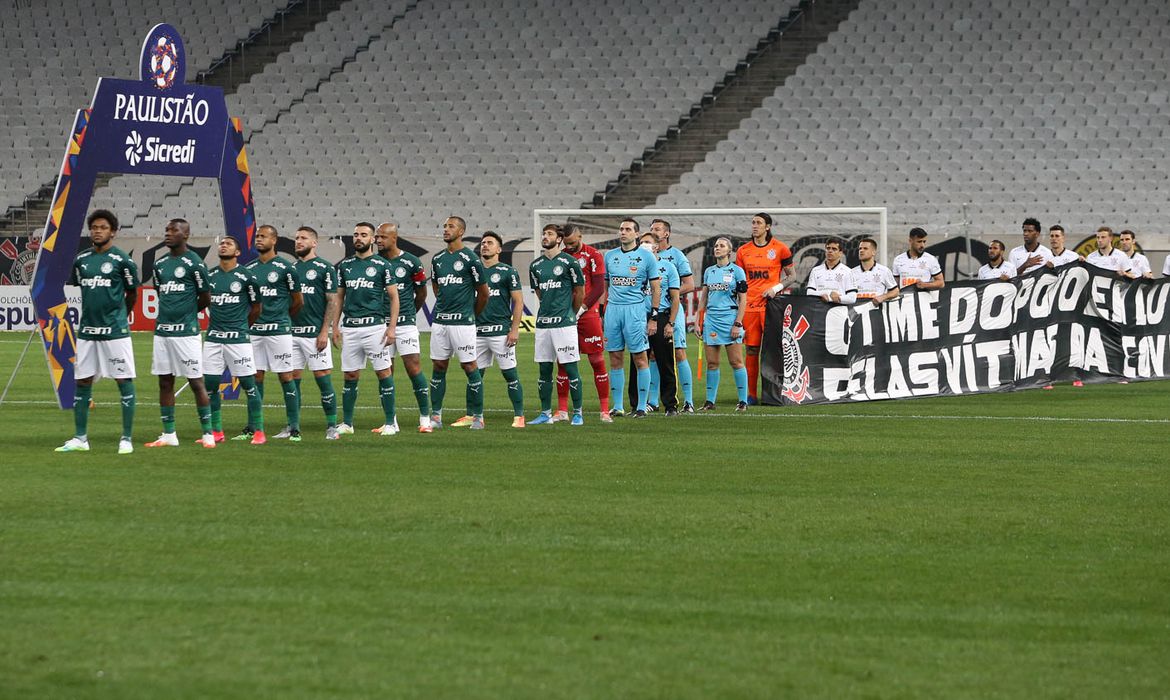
top-left (531, 207), bottom-right (888, 329)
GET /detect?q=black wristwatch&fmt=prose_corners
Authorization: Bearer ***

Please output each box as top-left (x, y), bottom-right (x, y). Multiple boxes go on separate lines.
top-left (733, 321), bottom-right (744, 328)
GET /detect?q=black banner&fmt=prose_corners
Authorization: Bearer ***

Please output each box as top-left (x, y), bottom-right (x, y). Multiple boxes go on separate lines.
top-left (761, 261), bottom-right (1170, 405)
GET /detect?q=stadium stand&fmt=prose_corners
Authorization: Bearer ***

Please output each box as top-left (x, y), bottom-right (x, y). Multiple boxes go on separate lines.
top-left (85, 0), bottom-right (802, 240)
top-left (0, 0), bottom-right (288, 215)
top-left (657, 0), bottom-right (1170, 242)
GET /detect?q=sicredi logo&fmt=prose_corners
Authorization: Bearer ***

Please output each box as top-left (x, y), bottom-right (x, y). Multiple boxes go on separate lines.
top-left (123, 130), bottom-right (197, 166)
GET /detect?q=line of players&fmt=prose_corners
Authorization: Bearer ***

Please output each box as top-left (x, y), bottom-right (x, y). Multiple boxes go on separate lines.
top-left (57, 210), bottom-right (802, 452)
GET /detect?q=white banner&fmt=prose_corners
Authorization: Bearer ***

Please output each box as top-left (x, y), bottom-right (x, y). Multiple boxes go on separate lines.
top-left (0, 286), bottom-right (81, 331)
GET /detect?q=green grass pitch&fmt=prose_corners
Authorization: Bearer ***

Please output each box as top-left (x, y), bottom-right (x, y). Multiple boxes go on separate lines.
top-left (1, 331), bottom-right (1167, 698)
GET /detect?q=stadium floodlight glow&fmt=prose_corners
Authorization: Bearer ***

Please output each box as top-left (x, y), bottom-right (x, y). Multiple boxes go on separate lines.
top-left (533, 205), bottom-right (889, 274)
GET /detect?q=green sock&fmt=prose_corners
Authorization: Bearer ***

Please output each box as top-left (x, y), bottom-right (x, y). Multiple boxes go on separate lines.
top-left (161, 405), bottom-right (176, 433)
top-left (294, 377), bottom-right (302, 407)
top-left (73, 383), bottom-right (92, 438)
top-left (315, 374), bottom-right (337, 426)
top-left (197, 403), bottom-right (212, 434)
top-left (538, 363), bottom-right (554, 412)
top-left (257, 379), bottom-right (265, 404)
top-left (281, 380), bottom-right (301, 431)
top-left (501, 367), bottom-right (524, 417)
top-left (240, 375), bottom-right (264, 432)
top-left (465, 368), bottom-right (483, 417)
top-left (410, 371), bottom-right (430, 417)
top-left (378, 375), bottom-right (396, 424)
top-left (342, 379), bottom-right (359, 425)
top-left (430, 369), bottom-right (447, 415)
top-left (564, 362), bottom-right (583, 412)
top-left (203, 374), bottom-right (222, 432)
top-left (117, 380), bottom-right (135, 440)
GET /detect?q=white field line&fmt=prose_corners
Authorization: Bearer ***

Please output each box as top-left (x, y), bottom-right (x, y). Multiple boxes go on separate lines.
top-left (4, 400), bottom-right (1167, 425)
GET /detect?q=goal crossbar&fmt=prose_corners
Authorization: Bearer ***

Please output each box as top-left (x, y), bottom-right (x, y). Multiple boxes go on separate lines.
top-left (533, 207), bottom-right (890, 267)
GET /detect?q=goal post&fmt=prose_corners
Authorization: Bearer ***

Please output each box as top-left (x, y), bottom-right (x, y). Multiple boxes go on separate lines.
top-left (532, 206), bottom-right (890, 273)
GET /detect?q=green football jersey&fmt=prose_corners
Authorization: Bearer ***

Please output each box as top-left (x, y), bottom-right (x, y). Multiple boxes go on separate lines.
top-left (71, 245), bottom-right (138, 340)
top-left (206, 265), bottom-right (259, 344)
top-left (430, 246), bottom-right (486, 326)
top-left (476, 262), bottom-right (522, 337)
top-left (529, 252), bottom-right (583, 329)
top-left (337, 254), bottom-right (395, 327)
top-left (384, 251), bottom-right (426, 327)
top-left (245, 255), bottom-right (300, 336)
top-left (292, 257), bottom-right (337, 338)
top-left (152, 250), bottom-right (209, 337)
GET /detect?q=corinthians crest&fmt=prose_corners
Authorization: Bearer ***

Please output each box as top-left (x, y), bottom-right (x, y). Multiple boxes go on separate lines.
top-left (780, 304), bottom-right (811, 403)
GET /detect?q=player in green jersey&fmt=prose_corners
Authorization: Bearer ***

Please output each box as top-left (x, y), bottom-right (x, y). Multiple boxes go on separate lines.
top-left (241, 225), bottom-right (304, 441)
top-left (145, 218), bottom-right (215, 448)
top-left (376, 222), bottom-right (432, 433)
top-left (458, 231), bottom-right (525, 428)
top-left (332, 222), bottom-right (400, 435)
top-left (528, 225), bottom-right (586, 425)
top-left (290, 225), bottom-right (341, 440)
top-left (56, 210), bottom-right (140, 454)
top-left (428, 216), bottom-right (488, 429)
top-left (201, 236), bottom-right (265, 444)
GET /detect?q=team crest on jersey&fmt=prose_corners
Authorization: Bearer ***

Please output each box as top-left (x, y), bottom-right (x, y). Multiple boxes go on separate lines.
top-left (454, 261), bottom-right (464, 271)
top-left (629, 266), bottom-right (638, 274)
top-left (365, 266), bottom-right (376, 277)
top-left (766, 249), bottom-right (777, 260)
top-left (267, 271), bottom-right (279, 283)
top-left (780, 304), bottom-right (811, 404)
top-left (395, 267), bottom-right (406, 278)
top-left (305, 269), bottom-right (318, 281)
top-left (491, 273), bottom-right (501, 283)
top-left (174, 265), bottom-right (186, 278)
top-left (230, 280), bottom-right (242, 293)
top-left (553, 265), bottom-right (563, 276)
top-left (100, 261), bottom-right (114, 274)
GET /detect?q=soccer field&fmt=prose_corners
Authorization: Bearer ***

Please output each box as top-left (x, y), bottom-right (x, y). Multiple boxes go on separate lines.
top-left (1, 331), bottom-right (1167, 698)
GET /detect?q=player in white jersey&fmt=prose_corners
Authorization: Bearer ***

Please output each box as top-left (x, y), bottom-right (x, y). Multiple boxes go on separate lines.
top-left (977, 240), bottom-right (1017, 280)
top-left (891, 228), bottom-right (944, 290)
top-left (851, 237), bottom-right (899, 306)
top-left (1085, 226), bottom-right (1133, 276)
top-left (1045, 225), bottom-right (1081, 268)
top-left (1008, 217), bottom-right (1052, 275)
top-left (804, 238), bottom-right (857, 303)
top-left (1118, 230), bottom-right (1152, 278)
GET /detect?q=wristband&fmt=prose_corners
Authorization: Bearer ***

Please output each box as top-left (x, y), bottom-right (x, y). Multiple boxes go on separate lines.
top-left (733, 321), bottom-right (743, 328)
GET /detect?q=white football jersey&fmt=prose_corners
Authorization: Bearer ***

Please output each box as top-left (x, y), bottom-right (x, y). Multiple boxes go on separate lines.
top-left (1126, 252), bottom-right (1151, 277)
top-left (1086, 248), bottom-right (1133, 273)
top-left (977, 261), bottom-right (1017, 280)
top-left (852, 263), bottom-right (898, 299)
top-left (805, 262), bottom-right (857, 302)
top-left (1049, 249), bottom-right (1080, 267)
top-left (1008, 244), bottom-right (1053, 274)
top-left (891, 251), bottom-right (942, 288)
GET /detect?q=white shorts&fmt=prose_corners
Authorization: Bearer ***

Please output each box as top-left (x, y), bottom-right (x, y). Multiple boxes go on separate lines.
top-left (151, 335), bottom-right (203, 378)
top-left (392, 325), bottom-right (421, 358)
top-left (476, 335), bottom-right (517, 370)
top-left (534, 326), bottom-right (580, 364)
top-left (75, 337), bottom-right (136, 380)
top-left (291, 336), bottom-right (333, 372)
top-left (341, 325), bottom-right (392, 372)
top-left (203, 341), bottom-right (256, 376)
top-left (430, 323), bottom-right (477, 363)
top-left (251, 334), bottom-right (296, 373)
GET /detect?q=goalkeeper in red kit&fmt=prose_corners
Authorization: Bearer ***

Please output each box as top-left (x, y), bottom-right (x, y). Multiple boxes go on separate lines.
top-left (554, 223), bottom-right (611, 422)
